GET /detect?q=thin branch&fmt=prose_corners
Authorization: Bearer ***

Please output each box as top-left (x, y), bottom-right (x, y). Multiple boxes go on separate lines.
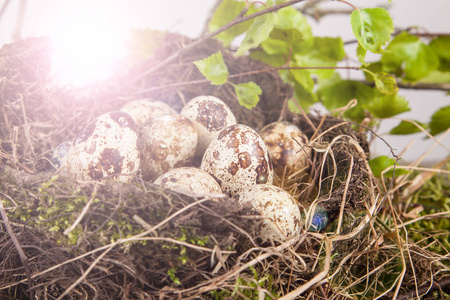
top-left (134, 65), bottom-right (361, 94)
top-left (129, 0), bottom-right (307, 85)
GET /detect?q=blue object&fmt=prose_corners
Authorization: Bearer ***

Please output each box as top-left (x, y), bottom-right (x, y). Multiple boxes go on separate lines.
top-left (51, 140), bottom-right (72, 168)
top-left (308, 206), bottom-right (329, 232)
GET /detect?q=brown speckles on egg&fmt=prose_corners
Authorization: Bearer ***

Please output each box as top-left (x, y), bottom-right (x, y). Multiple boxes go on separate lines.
top-left (195, 100), bottom-right (228, 131)
top-left (67, 111), bottom-right (140, 182)
top-left (181, 96), bottom-right (236, 156)
top-left (201, 124), bottom-right (273, 196)
top-left (140, 114), bottom-right (197, 181)
top-left (238, 152), bottom-right (251, 169)
top-left (235, 184), bottom-right (301, 243)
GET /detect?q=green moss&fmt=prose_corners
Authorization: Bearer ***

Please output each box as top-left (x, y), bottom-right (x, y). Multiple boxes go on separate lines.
top-left (407, 171), bottom-right (450, 255)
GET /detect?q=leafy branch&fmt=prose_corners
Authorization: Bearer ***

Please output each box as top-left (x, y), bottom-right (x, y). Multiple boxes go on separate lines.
top-left (129, 0), bottom-right (307, 85)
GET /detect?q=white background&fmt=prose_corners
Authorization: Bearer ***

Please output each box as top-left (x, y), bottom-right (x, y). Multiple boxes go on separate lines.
top-left (0, 0), bottom-right (449, 165)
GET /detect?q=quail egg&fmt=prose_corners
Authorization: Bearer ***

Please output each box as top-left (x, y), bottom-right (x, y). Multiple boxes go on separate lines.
top-left (51, 140), bottom-right (72, 169)
top-left (153, 167), bottom-right (222, 195)
top-left (66, 111), bottom-right (140, 182)
top-left (201, 124), bottom-right (273, 197)
top-left (180, 95), bottom-right (237, 156)
top-left (140, 114), bottom-right (197, 181)
top-left (120, 99), bottom-right (176, 127)
top-left (259, 121), bottom-right (310, 178)
top-left (234, 184), bottom-right (301, 243)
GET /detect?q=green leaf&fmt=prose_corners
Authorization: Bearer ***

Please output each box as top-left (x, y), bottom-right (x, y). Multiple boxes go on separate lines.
top-left (318, 80), bottom-right (374, 122)
top-left (373, 72), bottom-right (399, 95)
top-left (363, 62), bottom-right (383, 82)
top-left (249, 49), bottom-right (285, 67)
top-left (193, 51), bottom-right (229, 85)
top-left (419, 70), bottom-right (450, 84)
top-left (290, 66), bottom-right (314, 92)
top-left (209, 0), bottom-right (256, 46)
top-left (235, 82), bottom-right (262, 109)
top-left (367, 93), bottom-right (410, 118)
top-left (356, 43), bottom-right (368, 65)
top-left (294, 37), bottom-right (346, 80)
top-left (350, 8), bottom-right (394, 53)
top-left (381, 32), bottom-right (440, 81)
top-left (269, 6), bottom-right (312, 44)
top-left (369, 155), bottom-right (409, 178)
top-left (430, 36), bottom-right (450, 60)
top-left (429, 105), bottom-right (450, 135)
top-left (237, 13), bottom-right (276, 55)
top-left (293, 82), bottom-right (319, 111)
top-left (430, 36), bottom-right (450, 72)
top-left (390, 120), bottom-right (427, 135)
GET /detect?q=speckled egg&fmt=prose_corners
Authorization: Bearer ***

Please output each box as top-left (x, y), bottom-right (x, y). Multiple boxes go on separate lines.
top-left (234, 184), bottom-right (301, 243)
top-left (180, 95), bottom-right (237, 156)
top-left (305, 205), bottom-right (329, 232)
top-left (66, 111), bottom-right (140, 182)
top-left (153, 167), bottom-right (222, 195)
top-left (259, 121), bottom-right (310, 177)
top-left (51, 140), bottom-right (72, 169)
top-left (140, 114), bottom-right (197, 181)
top-left (201, 124), bottom-right (273, 197)
top-left (120, 99), bottom-right (177, 127)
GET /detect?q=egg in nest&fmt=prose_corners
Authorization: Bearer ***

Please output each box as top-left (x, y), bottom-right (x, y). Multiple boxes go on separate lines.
top-left (201, 124), bottom-right (273, 197)
top-left (181, 95), bottom-right (236, 156)
top-left (259, 121), bottom-right (310, 178)
top-left (153, 167), bottom-right (222, 196)
top-left (234, 184), bottom-right (301, 243)
top-left (66, 111), bottom-right (140, 182)
top-left (120, 99), bottom-right (176, 127)
top-left (140, 114), bottom-right (197, 181)
top-left (51, 140), bottom-right (72, 169)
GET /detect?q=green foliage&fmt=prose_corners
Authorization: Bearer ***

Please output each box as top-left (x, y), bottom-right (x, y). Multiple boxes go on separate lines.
top-left (237, 12), bottom-right (275, 55)
top-left (407, 171), bottom-right (450, 255)
top-left (368, 155), bottom-right (409, 178)
top-left (367, 93), bottom-right (410, 118)
top-left (318, 80), bottom-right (373, 121)
top-left (210, 266), bottom-right (279, 299)
top-left (167, 267), bottom-right (181, 285)
top-left (350, 8), bottom-right (394, 54)
top-left (389, 120), bottom-right (427, 135)
top-left (372, 72), bottom-right (399, 95)
top-left (381, 32), bottom-right (440, 81)
top-left (429, 105), bottom-right (450, 135)
top-left (193, 51), bottom-right (229, 85)
top-left (234, 81), bottom-right (262, 109)
top-left (430, 36), bottom-right (450, 71)
top-left (208, 0), bottom-right (257, 46)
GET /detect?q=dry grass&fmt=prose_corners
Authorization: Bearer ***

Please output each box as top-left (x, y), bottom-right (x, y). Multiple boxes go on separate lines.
top-left (0, 35), bottom-right (448, 299)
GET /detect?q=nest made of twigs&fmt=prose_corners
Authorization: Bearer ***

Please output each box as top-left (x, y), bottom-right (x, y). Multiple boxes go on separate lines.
top-left (0, 35), bottom-right (448, 300)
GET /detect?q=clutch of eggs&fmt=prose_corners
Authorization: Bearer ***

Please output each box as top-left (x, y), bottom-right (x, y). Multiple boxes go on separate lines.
top-left (234, 184), bottom-right (301, 243)
top-left (66, 111), bottom-right (140, 183)
top-left (201, 124), bottom-right (273, 197)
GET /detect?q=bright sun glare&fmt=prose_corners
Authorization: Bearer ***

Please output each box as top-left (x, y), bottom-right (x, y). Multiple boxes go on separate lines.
top-left (49, 4), bottom-right (128, 87)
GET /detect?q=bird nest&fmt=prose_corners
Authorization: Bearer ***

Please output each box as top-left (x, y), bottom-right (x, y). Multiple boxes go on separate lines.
top-left (0, 35), bottom-right (447, 299)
